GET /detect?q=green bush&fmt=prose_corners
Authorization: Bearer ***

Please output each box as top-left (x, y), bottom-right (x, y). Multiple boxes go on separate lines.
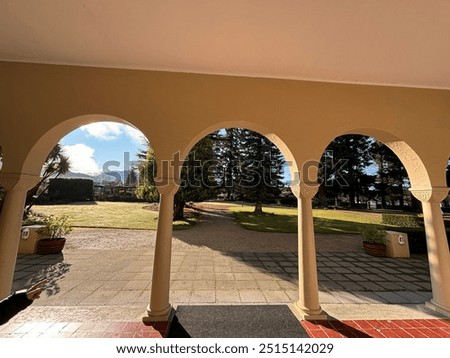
top-left (382, 214), bottom-right (421, 228)
top-left (360, 226), bottom-right (387, 244)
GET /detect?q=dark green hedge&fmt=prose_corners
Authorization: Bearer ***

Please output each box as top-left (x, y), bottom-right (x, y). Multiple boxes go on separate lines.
top-left (403, 229), bottom-right (428, 254)
top-left (400, 226), bottom-right (450, 254)
top-left (48, 178), bottom-right (94, 203)
top-left (382, 214), bottom-right (421, 228)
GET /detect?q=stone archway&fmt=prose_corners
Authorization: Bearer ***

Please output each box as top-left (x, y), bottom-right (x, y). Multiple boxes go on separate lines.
top-left (144, 121), bottom-right (329, 322)
top-left (317, 128), bottom-right (450, 318)
top-left (0, 114), bottom-right (153, 298)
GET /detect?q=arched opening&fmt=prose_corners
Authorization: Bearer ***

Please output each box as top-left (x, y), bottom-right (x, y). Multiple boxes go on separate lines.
top-left (165, 124), bottom-right (300, 309)
top-left (19, 115), bottom-right (152, 177)
top-left (8, 115), bottom-right (171, 323)
top-left (317, 134), bottom-right (415, 211)
top-left (21, 117), bottom-right (153, 220)
top-left (314, 131), bottom-right (439, 315)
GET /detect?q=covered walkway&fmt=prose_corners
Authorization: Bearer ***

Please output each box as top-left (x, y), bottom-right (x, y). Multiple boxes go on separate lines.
top-left (2, 205), bottom-right (449, 338)
top-left (1, 1), bottom-right (449, 328)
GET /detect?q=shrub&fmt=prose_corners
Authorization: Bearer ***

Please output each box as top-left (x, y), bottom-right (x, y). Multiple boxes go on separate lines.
top-left (38, 215), bottom-right (73, 239)
top-left (382, 214), bottom-right (421, 228)
top-left (360, 226), bottom-right (387, 245)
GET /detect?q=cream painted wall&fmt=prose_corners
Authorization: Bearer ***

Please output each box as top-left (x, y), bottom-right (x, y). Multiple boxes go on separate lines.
top-left (0, 61), bottom-right (449, 189)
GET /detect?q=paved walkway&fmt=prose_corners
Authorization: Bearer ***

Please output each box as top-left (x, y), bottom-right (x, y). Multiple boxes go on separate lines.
top-left (2, 203), bottom-right (449, 338)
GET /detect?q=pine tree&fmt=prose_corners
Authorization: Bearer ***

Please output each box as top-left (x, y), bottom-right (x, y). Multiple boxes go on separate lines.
top-left (174, 134), bottom-right (218, 220)
top-left (372, 142), bottom-right (409, 209)
top-left (319, 135), bottom-right (373, 207)
top-left (213, 128), bottom-right (244, 200)
top-left (125, 167), bottom-right (138, 187)
top-left (237, 129), bottom-right (285, 214)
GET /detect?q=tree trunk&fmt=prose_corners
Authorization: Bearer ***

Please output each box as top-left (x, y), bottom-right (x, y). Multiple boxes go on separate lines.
top-left (173, 200), bottom-right (185, 221)
top-left (381, 195), bottom-right (387, 209)
top-left (399, 188), bottom-right (405, 210)
top-left (254, 201), bottom-right (263, 214)
top-left (349, 189), bottom-right (356, 208)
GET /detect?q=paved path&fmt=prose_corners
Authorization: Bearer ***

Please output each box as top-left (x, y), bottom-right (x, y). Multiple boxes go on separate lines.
top-left (2, 202), bottom-right (448, 338)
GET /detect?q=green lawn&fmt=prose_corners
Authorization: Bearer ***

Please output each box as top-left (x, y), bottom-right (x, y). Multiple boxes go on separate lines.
top-left (31, 202), bottom-right (194, 230)
top-left (229, 205), bottom-right (399, 234)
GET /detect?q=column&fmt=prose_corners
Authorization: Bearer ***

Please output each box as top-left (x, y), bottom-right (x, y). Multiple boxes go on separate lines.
top-left (0, 174), bottom-right (40, 298)
top-left (410, 187), bottom-right (450, 318)
top-left (291, 182), bottom-right (327, 320)
top-left (143, 181), bottom-right (179, 323)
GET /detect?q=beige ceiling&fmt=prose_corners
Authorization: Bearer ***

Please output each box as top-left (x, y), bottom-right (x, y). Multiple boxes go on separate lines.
top-left (1, 0), bottom-right (449, 89)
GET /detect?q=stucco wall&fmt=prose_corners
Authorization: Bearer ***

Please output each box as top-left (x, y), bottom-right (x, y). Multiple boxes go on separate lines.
top-left (0, 61), bottom-right (449, 188)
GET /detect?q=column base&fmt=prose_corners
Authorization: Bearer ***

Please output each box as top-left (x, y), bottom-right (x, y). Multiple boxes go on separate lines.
top-left (425, 300), bottom-right (450, 319)
top-left (142, 304), bottom-right (175, 323)
top-left (290, 301), bottom-right (328, 321)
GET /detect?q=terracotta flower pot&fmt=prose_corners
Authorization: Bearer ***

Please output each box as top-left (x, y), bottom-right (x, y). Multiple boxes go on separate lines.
top-left (36, 238), bottom-right (66, 255)
top-left (363, 241), bottom-right (386, 257)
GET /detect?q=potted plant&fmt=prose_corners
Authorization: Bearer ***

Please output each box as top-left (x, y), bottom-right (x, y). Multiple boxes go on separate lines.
top-left (360, 226), bottom-right (387, 257)
top-left (36, 215), bottom-right (72, 254)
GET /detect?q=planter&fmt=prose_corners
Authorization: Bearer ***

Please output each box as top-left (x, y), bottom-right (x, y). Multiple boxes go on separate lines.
top-left (36, 238), bottom-right (66, 255)
top-left (363, 241), bottom-right (386, 257)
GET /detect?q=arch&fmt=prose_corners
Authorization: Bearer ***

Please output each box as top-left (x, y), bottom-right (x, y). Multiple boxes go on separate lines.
top-left (316, 127), bottom-right (434, 190)
top-left (17, 114), bottom-right (153, 177)
top-left (180, 120), bottom-right (299, 182)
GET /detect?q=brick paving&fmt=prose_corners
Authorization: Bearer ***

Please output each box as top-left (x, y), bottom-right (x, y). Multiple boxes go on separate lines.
top-left (301, 319), bottom-right (450, 338)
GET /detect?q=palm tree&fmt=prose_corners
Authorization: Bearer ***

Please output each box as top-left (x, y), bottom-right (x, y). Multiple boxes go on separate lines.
top-left (24, 144), bottom-right (71, 213)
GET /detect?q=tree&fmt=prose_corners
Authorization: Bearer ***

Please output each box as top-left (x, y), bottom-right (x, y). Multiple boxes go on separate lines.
top-left (174, 135), bottom-right (218, 220)
top-left (25, 143), bottom-right (71, 214)
top-left (372, 142), bottom-right (409, 209)
top-left (135, 144), bottom-right (159, 203)
top-left (236, 129), bottom-right (285, 214)
top-left (135, 136), bottom-right (218, 220)
top-left (213, 128), bottom-right (244, 200)
top-left (319, 135), bottom-right (373, 207)
top-left (125, 167), bottom-right (138, 187)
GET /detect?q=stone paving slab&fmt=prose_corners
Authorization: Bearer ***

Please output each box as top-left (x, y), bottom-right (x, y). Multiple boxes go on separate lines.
top-left (9, 247), bottom-right (441, 324)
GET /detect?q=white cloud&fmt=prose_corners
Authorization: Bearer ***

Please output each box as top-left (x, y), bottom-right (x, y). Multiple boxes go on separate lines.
top-left (80, 122), bottom-right (146, 144)
top-left (124, 125), bottom-right (146, 144)
top-left (62, 144), bottom-right (102, 176)
top-left (80, 122), bottom-right (123, 140)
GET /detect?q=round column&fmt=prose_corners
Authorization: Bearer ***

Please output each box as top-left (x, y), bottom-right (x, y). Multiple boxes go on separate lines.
top-left (0, 174), bottom-right (40, 298)
top-left (143, 181), bottom-right (179, 323)
top-left (410, 187), bottom-right (450, 318)
top-left (291, 182), bottom-right (327, 320)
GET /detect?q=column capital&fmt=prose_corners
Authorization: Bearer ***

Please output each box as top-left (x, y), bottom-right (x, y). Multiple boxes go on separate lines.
top-left (155, 178), bottom-right (180, 196)
top-left (0, 173), bottom-right (40, 191)
top-left (291, 182), bottom-right (319, 199)
top-left (409, 187), bottom-right (449, 203)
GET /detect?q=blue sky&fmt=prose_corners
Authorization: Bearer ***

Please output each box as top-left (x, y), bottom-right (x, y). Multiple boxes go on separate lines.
top-left (60, 122), bottom-right (147, 177)
top-left (60, 121), bottom-right (292, 182)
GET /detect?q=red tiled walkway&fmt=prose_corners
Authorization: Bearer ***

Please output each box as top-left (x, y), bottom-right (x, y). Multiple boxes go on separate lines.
top-left (301, 319), bottom-right (450, 338)
top-left (1, 319), bottom-right (450, 338)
